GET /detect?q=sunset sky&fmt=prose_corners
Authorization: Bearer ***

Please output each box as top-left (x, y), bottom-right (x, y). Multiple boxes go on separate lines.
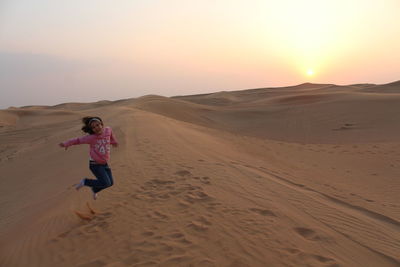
top-left (1, 0), bottom-right (399, 108)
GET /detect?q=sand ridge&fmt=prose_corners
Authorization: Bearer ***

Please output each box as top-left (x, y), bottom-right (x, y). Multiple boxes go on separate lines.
top-left (1, 81), bottom-right (400, 266)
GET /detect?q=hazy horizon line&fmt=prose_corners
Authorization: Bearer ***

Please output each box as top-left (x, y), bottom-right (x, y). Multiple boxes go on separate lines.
top-left (3, 78), bottom-right (399, 110)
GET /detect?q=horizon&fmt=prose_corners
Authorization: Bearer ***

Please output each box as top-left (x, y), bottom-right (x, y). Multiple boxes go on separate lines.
top-left (1, 0), bottom-right (400, 108)
top-left (4, 79), bottom-right (400, 109)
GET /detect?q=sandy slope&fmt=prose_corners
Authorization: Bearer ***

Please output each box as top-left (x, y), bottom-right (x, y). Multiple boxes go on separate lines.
top-left (0, 81), bottom-right (399, 266)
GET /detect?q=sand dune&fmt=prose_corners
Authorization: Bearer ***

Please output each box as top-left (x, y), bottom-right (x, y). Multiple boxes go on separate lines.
top-left (1, 81), bottom-right (400, 266)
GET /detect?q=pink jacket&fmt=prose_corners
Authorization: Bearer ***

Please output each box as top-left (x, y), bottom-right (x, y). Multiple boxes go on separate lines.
top-left (62, 127), bottom-right (118, 164)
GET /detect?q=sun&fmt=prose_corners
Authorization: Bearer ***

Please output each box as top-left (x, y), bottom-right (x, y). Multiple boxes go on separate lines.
top-left (306, 69), bottom-right (315, 76)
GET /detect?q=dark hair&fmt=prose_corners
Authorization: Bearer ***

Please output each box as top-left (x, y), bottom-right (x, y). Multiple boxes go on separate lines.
top-left (81, 116), bottom-right (103, 134)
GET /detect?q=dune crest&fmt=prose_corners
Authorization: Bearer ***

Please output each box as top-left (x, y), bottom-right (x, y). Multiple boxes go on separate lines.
top-left (1, 81), bottom-right (400, 266)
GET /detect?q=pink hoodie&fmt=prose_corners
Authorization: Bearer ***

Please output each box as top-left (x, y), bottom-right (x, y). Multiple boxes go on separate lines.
top-left (62, 127), bottom-right (118, 164)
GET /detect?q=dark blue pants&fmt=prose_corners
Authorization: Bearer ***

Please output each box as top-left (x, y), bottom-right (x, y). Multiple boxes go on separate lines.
top-left (84, 162), bottom-right (114, 193)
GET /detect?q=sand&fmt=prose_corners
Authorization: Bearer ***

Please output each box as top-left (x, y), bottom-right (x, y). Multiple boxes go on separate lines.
top-left (0, 81), bottom-right (399, 266)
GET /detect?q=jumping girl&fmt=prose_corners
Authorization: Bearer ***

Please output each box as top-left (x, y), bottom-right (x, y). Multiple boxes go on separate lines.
top-left (59, 116), bottom-right (118, 199)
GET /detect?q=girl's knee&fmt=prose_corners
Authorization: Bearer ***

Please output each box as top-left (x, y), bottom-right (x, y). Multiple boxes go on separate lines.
top-left (105, 180), bottom-right (113, 187)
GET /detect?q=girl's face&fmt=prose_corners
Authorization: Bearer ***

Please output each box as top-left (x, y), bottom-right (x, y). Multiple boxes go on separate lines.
top-left (90, 121), bottom-right (103, 134)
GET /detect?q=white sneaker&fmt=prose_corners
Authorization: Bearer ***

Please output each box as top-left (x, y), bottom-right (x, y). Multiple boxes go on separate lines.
top-left (75, 179), bottom-right (85, 190)
top-left (93, 192), bottom-right (98, 200)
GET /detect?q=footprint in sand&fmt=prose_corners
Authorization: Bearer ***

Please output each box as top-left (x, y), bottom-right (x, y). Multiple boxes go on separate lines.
top-left (149, 179), bottom-right (175, 185)
top-left (167, 231), bottom-right (193, 245)
top-left (283, 247), bottom-right (301, 254)
top-left (200, 176), bottom-right (211, 184)
top-left (184, 190), bottom-right (211, 203)
top-left (285, 249), bottom-right (338, 266)
top-left (141, 231), bottom-right (155, 237)
top-left (249, 208), bottom-right (277, 217)
top-left (57, 229), bottom-right (72, 238)
top-left (293, 227), bottom-right (322, 241)
top-left (187, 218), bottom-right (211, 232)
top-left (204, 202), bottom-right (222, 213)
top-left (194, 176), bottom-right (211, 185)
top-left (169, 232), bottom-right (184, 239)
top-left (175, 170), bottom-right (192, 177)
top-left (73, 202), bottom-right (102, 221)
top-left (299, 253), bottom-right (339, 266)
top-left (77, 259), bottom-right (106, 267)
top-left (148, 211), bottom-right (169, 221)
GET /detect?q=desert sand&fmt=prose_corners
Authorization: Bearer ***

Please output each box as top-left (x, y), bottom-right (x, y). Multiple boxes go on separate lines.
top-left (1, 81), bottom-right (400, 266)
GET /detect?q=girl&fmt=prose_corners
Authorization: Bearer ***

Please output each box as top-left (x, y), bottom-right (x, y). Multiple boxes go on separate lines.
top-left (59, 116), bottom-right (118, 200)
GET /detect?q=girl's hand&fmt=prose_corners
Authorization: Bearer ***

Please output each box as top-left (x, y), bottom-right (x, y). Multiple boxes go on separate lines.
top-left (59, 143), bottom-right (68, 150)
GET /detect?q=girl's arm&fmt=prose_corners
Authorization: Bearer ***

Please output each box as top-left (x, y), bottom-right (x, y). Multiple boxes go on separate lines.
top-left (110, 129), bottom-right (119, 147)
top-left (59, 135), bottom-right (94, 149)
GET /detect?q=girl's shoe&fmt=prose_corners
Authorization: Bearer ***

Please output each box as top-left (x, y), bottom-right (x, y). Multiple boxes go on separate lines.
top-left (75, 179), bottom-right (85, 190)
top-left (93, 192), bottom-right (98, 200)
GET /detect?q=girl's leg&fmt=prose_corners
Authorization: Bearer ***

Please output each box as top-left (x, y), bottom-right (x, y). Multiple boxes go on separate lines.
top-left (85, 164), bottom-right (113, 193)
top-left (75, 179), bottom-right (85, 190)
top-left (105, 165), bottom-right (114, 186)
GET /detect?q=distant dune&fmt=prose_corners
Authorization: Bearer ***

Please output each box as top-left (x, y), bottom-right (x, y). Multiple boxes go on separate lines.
top-left (1, 81), bottom-right (400, 266)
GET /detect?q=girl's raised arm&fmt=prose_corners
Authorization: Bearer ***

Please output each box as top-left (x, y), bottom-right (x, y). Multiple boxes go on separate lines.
top-left (60, 135), bottom-right (94, 149)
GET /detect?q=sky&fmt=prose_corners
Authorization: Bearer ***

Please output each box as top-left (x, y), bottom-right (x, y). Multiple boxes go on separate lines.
top-left (1, 0), bottom-right (399, 108)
